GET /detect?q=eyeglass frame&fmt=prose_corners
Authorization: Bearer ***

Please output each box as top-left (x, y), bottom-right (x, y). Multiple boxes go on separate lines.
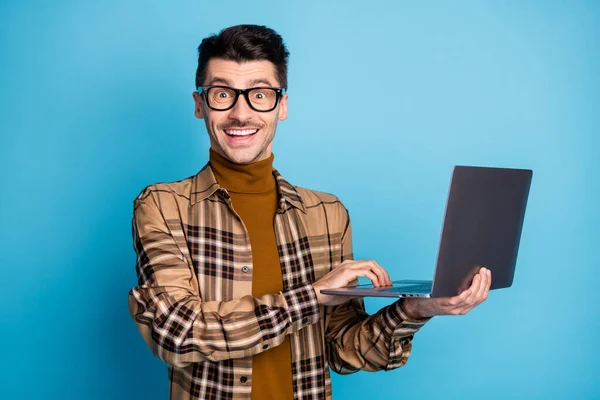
top-left (197, 85), bottom-right (287, 112)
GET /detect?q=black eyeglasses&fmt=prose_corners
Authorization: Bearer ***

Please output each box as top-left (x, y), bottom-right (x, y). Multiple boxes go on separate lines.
top-left (198, 85), bottom-right (286, 112)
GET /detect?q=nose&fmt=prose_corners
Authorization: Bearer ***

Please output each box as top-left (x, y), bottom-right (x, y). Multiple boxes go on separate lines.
top-left (228, 92), bottom-right (254, 122)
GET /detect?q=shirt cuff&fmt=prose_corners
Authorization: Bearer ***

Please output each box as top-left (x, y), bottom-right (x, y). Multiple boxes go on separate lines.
top-left (282, 282), bottom-right (320, 331)
top-left (384, 299), bottom-right (431, 337)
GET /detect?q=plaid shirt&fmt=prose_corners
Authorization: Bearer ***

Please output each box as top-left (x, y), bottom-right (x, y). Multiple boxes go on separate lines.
top-left (128, 163), bottom-right (430, 400)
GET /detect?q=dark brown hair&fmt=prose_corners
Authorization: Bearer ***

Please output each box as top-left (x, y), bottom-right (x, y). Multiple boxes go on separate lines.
top-left (195, 24), bottom-right (290, 89)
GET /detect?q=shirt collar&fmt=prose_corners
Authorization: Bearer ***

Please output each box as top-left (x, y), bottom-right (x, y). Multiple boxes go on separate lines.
top-left (191, 162), bottom-right (306, 214)
top-left (273, 169), bottom-right (306, 214)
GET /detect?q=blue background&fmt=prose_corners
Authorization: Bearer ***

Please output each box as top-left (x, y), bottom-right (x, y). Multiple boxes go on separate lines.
top-left (1, 1), bottom-right (598, 399)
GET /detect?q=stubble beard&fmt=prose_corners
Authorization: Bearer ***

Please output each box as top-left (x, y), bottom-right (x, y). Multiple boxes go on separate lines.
top-left (206, 121), bottom-right (277, 165)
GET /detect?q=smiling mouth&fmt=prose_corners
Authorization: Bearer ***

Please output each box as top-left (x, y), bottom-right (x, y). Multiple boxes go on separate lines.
top-left (224, 128), bottom-right (259, 137)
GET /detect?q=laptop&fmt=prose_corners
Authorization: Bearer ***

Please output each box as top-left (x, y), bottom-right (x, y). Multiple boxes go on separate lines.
top-left (320, 166), bottom-right (533, 299)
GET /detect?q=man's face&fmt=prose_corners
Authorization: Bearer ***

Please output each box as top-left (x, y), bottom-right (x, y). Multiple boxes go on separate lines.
top-left (193, 59), bottom-right (288, 164)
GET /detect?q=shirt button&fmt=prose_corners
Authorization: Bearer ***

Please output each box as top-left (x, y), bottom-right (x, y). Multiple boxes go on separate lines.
top-left (240, 376), bottom-right (248, 384)
top-left (241, 266), bottom-right (249, 273)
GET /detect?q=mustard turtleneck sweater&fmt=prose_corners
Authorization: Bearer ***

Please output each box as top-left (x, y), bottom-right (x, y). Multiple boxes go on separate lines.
top-left (209, 149), bottom-right (294, 400)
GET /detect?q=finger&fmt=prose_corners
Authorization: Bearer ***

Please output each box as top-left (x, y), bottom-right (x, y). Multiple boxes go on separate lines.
top-left (454, 305), bottom-right (473, 316)
top-left (453, 268), bottom-right (488, 312)
top-left (477, 268), bottom-right (492, 305)
top-left (355, 269), bottom-right (381, 288)
top-left (475, 269), bottom-right (488, 301)
top-left (446, 287), bottom-right (472, 308)
top-left (339, 265), bottom-right (381, 288)
top-left (466, 269), bottom-right (485, 300)
top-left (351, 261), bottom-right (386, 287)
top-left (361, 260), bottom-right (386, 287)
top-left (369, 260), bottom-right (390, 287)
top-left (468, 270), bottom-right (482, 291)
top-left (467, 269), bottom-right (490, 308)
top-left (460, 274), bottom-right (481, 306)
top-left (373, 260), bottom-right (392, 286)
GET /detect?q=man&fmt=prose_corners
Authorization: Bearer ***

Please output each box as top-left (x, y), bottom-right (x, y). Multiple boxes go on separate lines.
top-left (128, 24), bottom-right (491, 400)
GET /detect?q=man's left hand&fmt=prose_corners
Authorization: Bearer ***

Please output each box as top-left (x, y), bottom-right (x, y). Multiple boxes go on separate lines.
top-left (402, 267), bottom-right (492, 319)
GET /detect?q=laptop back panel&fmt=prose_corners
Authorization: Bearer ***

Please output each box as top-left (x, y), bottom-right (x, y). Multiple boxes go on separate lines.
top-left (430, 166), bottom-right (532, 298)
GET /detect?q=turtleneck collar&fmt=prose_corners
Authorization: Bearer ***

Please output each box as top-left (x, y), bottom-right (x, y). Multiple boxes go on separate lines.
top-left (209, 148), bottom-right (276, 195)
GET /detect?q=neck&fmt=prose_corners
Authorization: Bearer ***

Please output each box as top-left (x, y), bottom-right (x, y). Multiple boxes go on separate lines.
top-left (209, 149), bottom-right (276, 194)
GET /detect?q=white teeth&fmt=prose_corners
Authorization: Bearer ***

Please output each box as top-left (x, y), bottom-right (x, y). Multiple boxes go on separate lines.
top-left (225, 129), bottom-right (258, 136)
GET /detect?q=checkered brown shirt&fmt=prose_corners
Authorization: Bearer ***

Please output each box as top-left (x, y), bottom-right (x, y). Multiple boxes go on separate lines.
top-left (128, 163), bottom-right (429, 399)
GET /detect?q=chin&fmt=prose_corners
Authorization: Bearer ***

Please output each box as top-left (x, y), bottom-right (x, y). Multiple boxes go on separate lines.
top-left (224, 149), bottom-right (261, 164)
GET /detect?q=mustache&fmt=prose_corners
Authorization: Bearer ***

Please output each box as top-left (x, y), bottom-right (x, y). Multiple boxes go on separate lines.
top-left (219, 122), bottom-right (264, 130)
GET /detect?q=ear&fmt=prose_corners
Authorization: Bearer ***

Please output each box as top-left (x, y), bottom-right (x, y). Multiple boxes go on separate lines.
top-left (193, 91), bottom-right (204, 119)
top-left (278, 92), bottom-right (288, 121)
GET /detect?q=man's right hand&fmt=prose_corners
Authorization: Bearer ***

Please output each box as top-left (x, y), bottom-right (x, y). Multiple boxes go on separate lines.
top-left (312, 260), bottom-right (392, 306)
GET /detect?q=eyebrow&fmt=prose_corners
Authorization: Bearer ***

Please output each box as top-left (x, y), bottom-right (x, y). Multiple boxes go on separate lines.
top-left (207, 77), bottom-right (276, 88)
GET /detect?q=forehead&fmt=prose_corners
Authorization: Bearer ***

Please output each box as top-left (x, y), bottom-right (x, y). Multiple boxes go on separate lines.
top-left (204, 59), bottom-right (278, 87)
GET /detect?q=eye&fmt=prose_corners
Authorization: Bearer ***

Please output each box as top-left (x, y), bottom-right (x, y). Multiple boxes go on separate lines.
top-left (216, 91), bottom-right (231, 98)
top-left (252, 91), bottom-right (266, 100)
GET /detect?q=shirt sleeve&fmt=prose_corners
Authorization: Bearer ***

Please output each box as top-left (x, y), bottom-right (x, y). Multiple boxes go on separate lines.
top-left (127, 189), bottom-right (319, 368)
top-left (325, 205), bottom-right (431, 374)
